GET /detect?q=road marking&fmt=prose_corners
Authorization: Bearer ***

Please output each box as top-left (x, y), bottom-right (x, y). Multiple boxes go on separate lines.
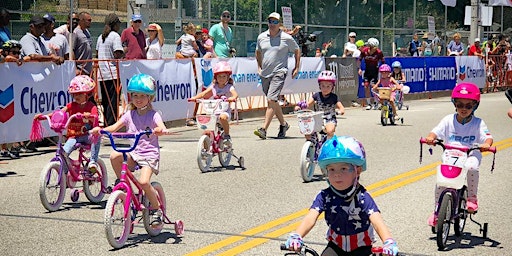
top-left (186, 138), bottom-right (512, 255)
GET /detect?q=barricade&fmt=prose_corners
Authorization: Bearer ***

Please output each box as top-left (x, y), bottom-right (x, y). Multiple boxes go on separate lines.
top-left (485, 54), bottom-right (512, 92)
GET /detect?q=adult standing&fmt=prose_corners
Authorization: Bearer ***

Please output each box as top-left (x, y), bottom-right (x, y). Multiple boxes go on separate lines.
top-left (0, 8), bottom-right (11, 46)
top-left (253, 12), bottom-right (300, 140)
top-left (41, 13), bottom-right (70, 59)
top-left (54, 12), bottom-right (78, 38)
top-left (209, 10), bottom-right (233, 58)
top-left (96, 13), bottom-right (124, 126)
top-left (446, 32), bottom-right (464, 56)
top-left (145, 23), bottom-right (164, 59)
top-left (358, 37), bottom-right (385, 110)
top-left (73, 11), bottom-right (93, 75)
top-left (409, 33), bottom-right (422, 56)
top-left (19, 15), bottom-right (63, 64)
top-left (121, 14), bottom-right (146, 59)
top-left (342, 32), bottom-right (357, 57)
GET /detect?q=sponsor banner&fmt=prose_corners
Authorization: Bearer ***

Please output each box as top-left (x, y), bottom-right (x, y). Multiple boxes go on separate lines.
top-left (386, 57), bottom-right (431, 93)
top-left (0, 61), bottom-right (76, 143)
top-left (119, 59), bottom-right (196, 122)
top-left (425, 57), bottom-right (457, 91)
top-left (194, 57), bottom-right (324, 98)
top-left (325, 57), bottom-right (359, 106)
top-left (455, 56), bottom-right (486, 88)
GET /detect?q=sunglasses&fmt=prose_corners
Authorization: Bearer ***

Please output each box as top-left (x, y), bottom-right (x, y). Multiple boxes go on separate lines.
top-left (222, 15), bottom-right (230, 18)
top-left (349, 36), bottom-right (356, 38)
top-left (455, 102), bottom-right (475, 110)
top-left (268, 19), bottom-right (279, 25)
top-left (133, 20), bottom-right (142, 23)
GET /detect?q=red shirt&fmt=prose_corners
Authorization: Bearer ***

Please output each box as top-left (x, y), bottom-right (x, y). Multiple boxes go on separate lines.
top-left (359, 47), bottom-right (385, 71)
top-left (121, 27), bottom-right (146, 59)
top-left (468, 44), bottom-right (482, 56)
top-left (65, 101), bottom-right (98, 138)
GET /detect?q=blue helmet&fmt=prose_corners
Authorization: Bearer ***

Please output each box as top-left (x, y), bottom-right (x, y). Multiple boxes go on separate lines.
top-left (318, 135), bottom-right (367, 171)
top-left (127, 74), bottom-right (156, 96)
top-left (391, 61), bottom-right (402, 69)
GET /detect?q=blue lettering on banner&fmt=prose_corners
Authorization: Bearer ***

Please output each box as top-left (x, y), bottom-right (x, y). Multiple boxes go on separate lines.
top-left (155, 80), bottom-right (192, 101)
top-left (466, 67), bottom-right (485, 78)
top-left (309, 71), bottom-right (321, 79)
top-left (232, 73), bottom-right (245, 83)
top-left (20, 87), bottom-right (71, 114)
top-left (403, 68), bottom-right (425, 82)
top-left (246, 73), bottom-right (260, 83)
top-left (428, 67), bottom-right (456, 81)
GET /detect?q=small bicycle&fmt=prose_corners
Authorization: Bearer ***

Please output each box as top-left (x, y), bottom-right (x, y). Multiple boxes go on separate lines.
top-left (297, 110), bottom-right (328, 182)
top-left (101, 129), bottom-right (184, 249)
top-left (280, 243), bottom-right (398, 256)
top-left (394, 83), bottom-right (410, 111)
top-left (419, 138), bottom-right (496, 250)
top-left (34, 111), bottom-right (108, 212)
top-left (374, 88), bottom-right (403, 126)
top-left (190, 98), bottom-right (244, 172)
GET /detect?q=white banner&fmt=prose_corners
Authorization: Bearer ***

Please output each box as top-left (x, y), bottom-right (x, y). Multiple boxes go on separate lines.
top-left (455, 56), bottom-right (486, 88)
top-left (281, 7), bottom-right (293, 30)
top-left (0, 61), bottom-right (76, 143)
top-left (440, 0), bottom-right (456, 7)
top-left (489, 0), bottom-right (512, 6)
top-left (118, 59), bottom-right (196, 121)
top-left (194, 57), bottom-right (324, 98)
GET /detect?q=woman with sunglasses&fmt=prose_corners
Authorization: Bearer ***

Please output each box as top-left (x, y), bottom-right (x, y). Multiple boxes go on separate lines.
top-left (208, 10), bottom-right (233, 58)
top-left (424, 82), bottom-right (493, 226)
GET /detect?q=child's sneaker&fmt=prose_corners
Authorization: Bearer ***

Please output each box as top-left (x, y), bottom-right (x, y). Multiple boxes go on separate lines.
top-left (88, 161), bottom-right (98, 174)
top-left (428, 212), bottom-right (437, 227)
top-left (254, 128), bottom-right (267, 140)
top-left (149, 208), bottom-right (163, 226)
top-left (277, 122), bottom-right (290, 138)
top-left (223, 134), bottom-right (232, 147)
top-left (365, 105), bottom-right (372, 110)
top-left (467, 198), bottom-right (478, 213)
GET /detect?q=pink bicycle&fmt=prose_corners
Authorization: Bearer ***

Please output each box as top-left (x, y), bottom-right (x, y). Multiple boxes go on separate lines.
top-left (101, 129), bottom-right (184, 249)
top-left (33, 111), bottom-right (108, 212)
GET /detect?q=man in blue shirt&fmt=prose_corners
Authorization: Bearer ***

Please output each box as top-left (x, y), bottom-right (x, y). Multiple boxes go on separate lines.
top-left (0, 8), bottom-right (11, 46)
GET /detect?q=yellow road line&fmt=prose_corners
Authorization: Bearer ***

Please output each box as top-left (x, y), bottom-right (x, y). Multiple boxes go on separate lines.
top-left (188, 139), bottom-right (512, 255)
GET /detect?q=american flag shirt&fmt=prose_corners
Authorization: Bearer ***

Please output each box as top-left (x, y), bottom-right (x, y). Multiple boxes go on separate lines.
top-left (311, 185), bottom-right (379, 252)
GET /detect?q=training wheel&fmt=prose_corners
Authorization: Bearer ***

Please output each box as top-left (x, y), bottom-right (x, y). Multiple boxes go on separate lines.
top-left (406, 105), bottom-right (409, 110)
top-left (70, 189), bottom-right (80, 202)
top-left (482, 223), bottom-right (488, 238)
top-left (431, 226), bottom-right (436, 234)
top-left (400, 118), bottom-right (404, 124)
top-left (238, 156), bottom-right (245, 169)
top-left (174, 220), bottom-right (184, 235)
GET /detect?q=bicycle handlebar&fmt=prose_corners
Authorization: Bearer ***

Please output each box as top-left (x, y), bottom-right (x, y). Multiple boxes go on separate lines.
top-left (419, 137), bottom-right (496, 154)
top-left (100, 128), bottom-right (152, 153)
top-left (279, 243), bottom-right (319, 256)
top-left (188, 98), bottom-right (235, 103)
top-left (37, 113), bottom-right (98, 130)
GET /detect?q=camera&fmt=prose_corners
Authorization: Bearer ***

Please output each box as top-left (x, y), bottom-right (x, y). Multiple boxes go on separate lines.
top-left (295, 29), bottom-right (322, 56)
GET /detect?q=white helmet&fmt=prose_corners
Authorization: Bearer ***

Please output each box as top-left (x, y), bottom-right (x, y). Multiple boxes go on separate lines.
top-left (367, 37), bottom-right (379, 47)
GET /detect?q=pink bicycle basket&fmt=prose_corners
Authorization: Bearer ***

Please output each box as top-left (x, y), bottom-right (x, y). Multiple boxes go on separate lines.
top-left (440, 164), bottom-right (463, 179)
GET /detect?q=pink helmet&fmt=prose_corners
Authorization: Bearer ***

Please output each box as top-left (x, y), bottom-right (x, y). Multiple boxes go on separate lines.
top-left (68, 75), bottom-right (95, 94)
top-left (318, 70), bottom-right (336, 84)
top-left (213, 61), bottom-right (232, 76)
top-left (378, 64), bottom-right (391, 73)
top-left (451, 82), bottom-right (480, 102)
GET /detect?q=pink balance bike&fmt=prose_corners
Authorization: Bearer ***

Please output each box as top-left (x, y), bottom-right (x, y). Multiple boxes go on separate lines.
top-left (33, 111), bottom-right (108, 212)
top-left (420, 138), bottom-right (496, 250)
top-left (101, 129), bottom-right (184, 249)
top-left (189, 98), bottom-right (244, 172)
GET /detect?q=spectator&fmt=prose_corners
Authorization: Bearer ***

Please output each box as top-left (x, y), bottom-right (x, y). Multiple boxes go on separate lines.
top-left (446, 32), bottom-right (464, 56)
top-left (343, 32), bottom-right (357, 57)
top-left (20, 15), bottom-right (64, 64)
top-left (96, 13), bottom-right (124, 126)
top-left (54, 12), bottom-right (78, 39)
top-left (280, 24), bottom-right (301, 36)
top-left (253, 12), bottom-right (300, 140)
top-left (145, 23), bottom-right (164, 59)
top-left (468, 38), bottom-right (484, 59)
top-left (194, 25), bottom-right (207, 57)
top-left (209, 10), bottom-right (234, 58)
top-left (491, 34), bottom-right (509, 55)
top-left (121, 14), bottom-right (146, 59)
top-left (422, 32), bottom-right (434, 56)
top-left (41, 13), bottom-right (70, 59)
top-left (432, 32), bottom-right (445, 56)
top-left (200, 28), bottom-right (215, 58)
top-left (409, 33), bottom-right (422, 56)
top-left (175, 22), bottom-right (198, 58)
top-left (0, 8), bottom-right (11, 47)
top-left (73, 11), bottom-right (93, 75)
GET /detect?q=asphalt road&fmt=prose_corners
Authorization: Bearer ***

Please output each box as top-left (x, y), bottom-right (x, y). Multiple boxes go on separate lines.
top-left (1, 92), bottom-right (511, 256)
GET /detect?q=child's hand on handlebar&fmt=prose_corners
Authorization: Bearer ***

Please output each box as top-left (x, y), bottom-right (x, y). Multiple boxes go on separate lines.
top-left (285, 233), bottom-right (304, 252)
top-left (479, 143), bottom-right (491, 151)
top-left (425, 136), bottom-right (437, 146)
top-left (383, 238), bottom-right (399, 256)
top-left (90, 127), bottom-right (102, 135)
top-left (34, 113), bottom-right (42, 120)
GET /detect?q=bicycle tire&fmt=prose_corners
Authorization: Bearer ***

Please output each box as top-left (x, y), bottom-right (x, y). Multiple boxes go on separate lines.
top-left (39, 161), bottom-right (66, 212)
top-left (197, 135), bottom-right (213, 172)
top-left (104, 190), bottom-right (131, 249)
top-left (436, 193), bottom-right (452, 250)
top-left (396, 91), bottom-right (403, 110)
top-left (143, 181), bottom-right (165, 236)
top-left (83, 158), bottom-right (108, 203)
top-left (218, 137), bottom-right (233, 167)
top-left (454, 187), bottom-right (468, 236)
top-left (380, 106), bottom-right (388, 126)
top-left (300, 141), bottom-right (315, 182)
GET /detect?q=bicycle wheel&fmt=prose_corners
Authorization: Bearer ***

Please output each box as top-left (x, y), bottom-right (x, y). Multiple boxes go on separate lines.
top-left (39, 161), bottom-right (66, 212)
top-left (380, 106), bottom-right (388, 126)
top-left (83, 158), bottom-right (108, 203)
top-left (143, 182), bottom-right (165, 236)
top-left (436, 193), bottom-right (452, 250)
top-left (454, 187), bottom-right (468, 236)
top-left (396, 92), bottom-right (403, 110)
top-left (104, 190), bottom-right (131, 249)
top-left (197, 135), bottom-right (213, 172)
top-left (300, 141), bottom-right (316, 182)
top-left (218, 138), bottom-right (233, 167)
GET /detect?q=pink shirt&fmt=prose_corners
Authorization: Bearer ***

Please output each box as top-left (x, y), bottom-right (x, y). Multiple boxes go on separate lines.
top-left (120, 109), bottom-right (163, 160)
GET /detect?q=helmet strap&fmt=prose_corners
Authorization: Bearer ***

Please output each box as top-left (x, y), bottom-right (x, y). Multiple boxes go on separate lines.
top-left (328, 176), bottom-right (360, 202)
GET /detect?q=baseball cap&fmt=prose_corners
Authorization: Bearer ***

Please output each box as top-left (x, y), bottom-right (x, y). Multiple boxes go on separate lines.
top-left (202, 28), bottom-right (209, 34)
top-left (29, 15), bottom-right (45, 26)
top-left (349, 32), bottom-right (356, 37)
top-left (268, 12), bottom-right (280, 20)
top-left (475, 38), bottom-right (480, 42)
top-left (43, 13), bottom-right (55, 23)
top-left (148, 23), bottom-right (158, 30)
top-left (131, 14), bottom-right (142, 21)
top-left (195, 25), bottom-right (202, 33)
top-left (222, 10), bottom-right (231, 16)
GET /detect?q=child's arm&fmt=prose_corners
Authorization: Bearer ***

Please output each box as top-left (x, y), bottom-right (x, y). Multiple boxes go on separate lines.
top-left (305, 97), bottom-right (315, 109)
top-left (336, 101), bottom-right (345, 115)
top-left (191, 87), bottom-right (213, 100)
top-left (370, 212), bottom-right (399, 256)
top-left (228, 87), bottom-right (239, 102)
top-left (480, 138), bottom-right (493, 151)
top-left (390, 77), bottom-right (399, 91)
top-left (372, 79), bottom-right (381, 90)
top-left (286, 209), bottom-right (320, 251)
top-left (153, 118), bottom-right (169, 136)
top-left (425, 132), bottom-right (438, 145)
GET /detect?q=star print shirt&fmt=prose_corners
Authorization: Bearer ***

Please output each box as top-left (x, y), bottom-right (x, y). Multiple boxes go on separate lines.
top-left (311, 185), bottom-right (379, 252)
top-left (312, 92), bottom-right (338, 123)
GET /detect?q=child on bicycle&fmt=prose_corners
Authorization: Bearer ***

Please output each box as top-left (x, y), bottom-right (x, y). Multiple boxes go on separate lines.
top-left (424, 82), bottom-right (493, 226)
top-left (285, 135), bottom-right (399, 256)
top-left (91, 73), bottom-right (169, 226)
top-left (189, 61), bottom-right (238, 144)
top-left (372, 64), bottom-right (400, 120)
top-left (34, 75), bottom-right (100, 171)
top-left (295, 70), bottom-right (345, 141)
top-left (391, 61), bottom-right (406, 86)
